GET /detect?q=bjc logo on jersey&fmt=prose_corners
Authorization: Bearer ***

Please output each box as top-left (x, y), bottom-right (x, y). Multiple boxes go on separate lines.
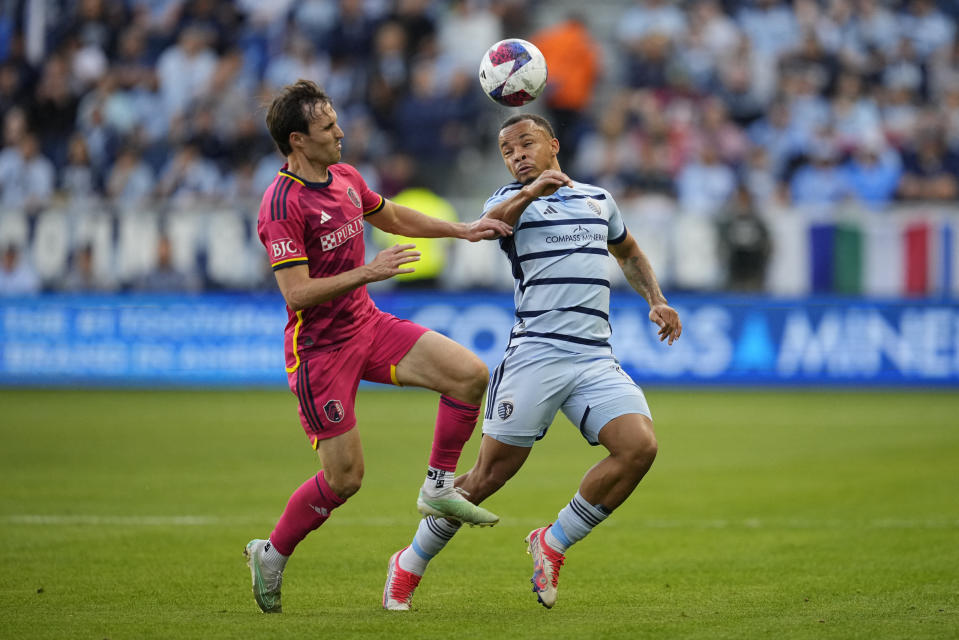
top-left (271, 238), bottom-right (299, 258)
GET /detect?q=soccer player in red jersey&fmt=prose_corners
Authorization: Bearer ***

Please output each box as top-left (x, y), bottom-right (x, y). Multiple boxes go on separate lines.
top-left (243, 80), bottom-right (512, 614)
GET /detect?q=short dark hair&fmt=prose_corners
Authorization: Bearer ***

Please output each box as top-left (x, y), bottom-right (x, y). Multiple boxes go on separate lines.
top-left (499, 113), bottom-right (556, 139)
top-left (266, 80), bottom-right (332, 156)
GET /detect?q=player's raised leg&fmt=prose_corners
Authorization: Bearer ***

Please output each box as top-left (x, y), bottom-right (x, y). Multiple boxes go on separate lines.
top-left (245, 428), bottom-right (362, 613)
top-left (528, 413), bottom-right (658, 608)
top-left (384, 434), bottom-right (532, 610)
top-left (393, 331), bottom-right (500, 526)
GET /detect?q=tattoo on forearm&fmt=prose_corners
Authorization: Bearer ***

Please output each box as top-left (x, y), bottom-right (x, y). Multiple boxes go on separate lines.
top-left (623, 255), bottom-right (661, 303)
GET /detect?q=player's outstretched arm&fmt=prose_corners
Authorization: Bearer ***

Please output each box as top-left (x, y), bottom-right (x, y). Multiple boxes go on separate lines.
top-left (485, 170), bottom-right (574, 227)
top-left (273, 245), bottom-right (420, 311)
top-left (370, 200), bottom-right (512, 242)
top-left (609, 231), bottom-right (682, 345)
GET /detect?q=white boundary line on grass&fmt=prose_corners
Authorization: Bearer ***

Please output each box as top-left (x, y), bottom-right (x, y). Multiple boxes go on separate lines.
top-left (1, 514), bottom-right (957, 529)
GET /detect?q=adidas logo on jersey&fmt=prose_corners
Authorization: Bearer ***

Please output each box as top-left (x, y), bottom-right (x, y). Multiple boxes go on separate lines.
top-left (543, 205), bottom-right (558, 215)
top-left (320, 211), bottom-right (332, 223)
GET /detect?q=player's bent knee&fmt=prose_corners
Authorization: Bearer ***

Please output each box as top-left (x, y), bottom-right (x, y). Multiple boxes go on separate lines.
top-left (628, 430), bottom-right (658, 468)
top-left (448, 355), bottom-right (489, 404)
top-left (326, 470), bottom-right (364, 500)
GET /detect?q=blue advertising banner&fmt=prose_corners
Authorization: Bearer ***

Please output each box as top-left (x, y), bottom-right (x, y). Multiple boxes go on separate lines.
top-left (0, 293), bottom-right (957, 387)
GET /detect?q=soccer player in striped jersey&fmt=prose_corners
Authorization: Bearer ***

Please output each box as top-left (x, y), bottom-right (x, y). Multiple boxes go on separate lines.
top-left (243, 80), bottom-right (512, 614)
top-left (383, 114), bottom-right (682, 610)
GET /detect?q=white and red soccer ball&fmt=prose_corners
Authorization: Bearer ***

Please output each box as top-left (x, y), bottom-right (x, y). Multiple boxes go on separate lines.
top-left (478, 38), bottom-right (548, 107)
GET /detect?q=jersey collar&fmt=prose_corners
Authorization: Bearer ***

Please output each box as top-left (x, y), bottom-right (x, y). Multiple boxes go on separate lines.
top-left (279, 165), bottom-right (333, 189)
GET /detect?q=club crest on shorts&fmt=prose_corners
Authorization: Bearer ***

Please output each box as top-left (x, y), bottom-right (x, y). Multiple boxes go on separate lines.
top-left (324, 399), bottom-right (345, 423)
top-left (497, 400), bottom-right (514, 420)
top-left (346, 186), bottom-right (361, 208)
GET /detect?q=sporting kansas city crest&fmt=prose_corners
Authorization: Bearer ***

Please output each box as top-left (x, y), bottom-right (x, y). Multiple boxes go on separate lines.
top-left (497, 400), bottom-right (514, 420)
top-left (586, 198), bottom-right (602, 216)
top-left (324, 399), bottom-right (345, 423)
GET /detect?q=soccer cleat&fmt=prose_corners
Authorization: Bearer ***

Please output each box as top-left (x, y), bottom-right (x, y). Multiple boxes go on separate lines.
top-left (416, 486), bottom-right (499, 527)
top-left (244, 539), bottom-right (283, 613)
top-left (525, 525), bottom-right (566, 609)
top-left (383, 547), bottom-right (421, 611)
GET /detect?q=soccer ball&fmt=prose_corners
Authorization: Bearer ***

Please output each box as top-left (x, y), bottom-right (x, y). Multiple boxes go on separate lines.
top-left (478, 38), bottom-right (548, 107)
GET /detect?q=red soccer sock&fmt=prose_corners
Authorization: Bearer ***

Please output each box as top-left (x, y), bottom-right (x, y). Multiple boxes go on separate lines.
top-left (428, 395), bottom-right (480, 472)
top-left (269, 470), bottom-right (345, 556)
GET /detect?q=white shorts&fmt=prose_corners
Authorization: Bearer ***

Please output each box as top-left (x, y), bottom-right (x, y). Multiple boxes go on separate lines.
top-left (482, 342), bottom-right (651, 448)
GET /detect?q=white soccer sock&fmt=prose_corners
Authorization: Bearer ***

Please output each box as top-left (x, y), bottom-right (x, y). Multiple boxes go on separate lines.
top-left (546, 491), bottom-right (611, 553)
top-left (398, 516), bottom-right (462, 576)
top-left (421, 467), bottom-right (456, 498)
top-left (262, 539), bottom-right (289, 571)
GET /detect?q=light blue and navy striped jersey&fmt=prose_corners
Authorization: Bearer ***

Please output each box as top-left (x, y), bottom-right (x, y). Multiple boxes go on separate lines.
top-left (483, 180), bottom-right (628, 354)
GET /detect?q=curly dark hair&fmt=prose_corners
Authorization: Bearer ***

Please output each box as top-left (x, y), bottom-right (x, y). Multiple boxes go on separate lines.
top-left (265, 80), bottom-right (332, 156)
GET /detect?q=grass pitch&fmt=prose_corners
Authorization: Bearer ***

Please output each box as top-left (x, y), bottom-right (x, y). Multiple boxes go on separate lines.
top-left (0, 388), bottom-right (957, 639)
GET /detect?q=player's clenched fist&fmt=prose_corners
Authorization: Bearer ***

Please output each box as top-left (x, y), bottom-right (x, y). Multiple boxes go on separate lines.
top-left (463, 217), bottom-right (513, 242)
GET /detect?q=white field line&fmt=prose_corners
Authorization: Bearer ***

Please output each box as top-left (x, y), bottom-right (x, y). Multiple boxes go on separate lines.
top-left (1, 514), bottom-right (957, 529)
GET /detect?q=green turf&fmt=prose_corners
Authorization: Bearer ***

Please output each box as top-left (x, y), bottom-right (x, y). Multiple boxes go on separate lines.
top-left (1, 388), bottom-right (957, 639)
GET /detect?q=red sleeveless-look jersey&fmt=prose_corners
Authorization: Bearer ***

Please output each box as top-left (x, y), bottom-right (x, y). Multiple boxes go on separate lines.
top-left (257, 163), bottom-right (386, 373)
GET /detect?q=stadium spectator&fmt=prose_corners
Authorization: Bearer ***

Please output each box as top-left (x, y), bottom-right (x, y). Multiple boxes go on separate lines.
top-left (0, 131), bottom-right (55, 213)
top-left (155, 24), bottom-right (218, 122)
top-left (263, 31), bottom-right (329, 92)
top-left (853, 0), bottom-right (901, 60)
top-left (438, 0), bottom-right (502, 74)
top-left (735, 0), bottom-right (800, 62)
top-left (60, 243), bottom-right (117, 293)
top-left (747, 99), bottom-right (806, 180)
top-left (692, 97), bottom-right (749, 166)
top-left (0, 61), bottom-right (30, 117)
top-left (0, 243), bottom-right (41, 296)
top-left (531, 13), bottom-right (602, 168)
top-left (388, 0), bottom-right (437, 60)
top-left (617, 0), bottom-right (687, 47)
top-left (831, 71), bottom-right (883, 151)
top-left (676, 142), bottom-right (737, 218)
top-left (60, 134), bottom-right (100, 205)
top-left (901, 0), bottom-right (956, 60)
top-left (743, 145), bottom-right (785, 209)
top-left (897, 126), bottom-right (959, 201)
top-left (29, 53), bottom-right (79, 170)
top-left (789, 137), bottom-right (851, 212)
top-left (324, 0), bottom-right (379, 63)
top-left (940, 82), bottom-right (959, 146)
top-left (105, 146), bottom-right (156, 205)
top-left (132, 234), bottom-right (203, 293)
top-left (714, 51), bottom-right (767, 128)
top-left (842, 133), bottom-right (903, 210)
top-left (393, 60), bottom-right (461, 187)
top-left (366, 20), bottom-right (410, 131)
top-left (717, 183), bottom-right (771, 292)
top-left (628, 134), bottom-right (677, 198)
top-left (572, 97), bottom-right (639, 194)
top-left (156, 140), bottom-right (221, 203)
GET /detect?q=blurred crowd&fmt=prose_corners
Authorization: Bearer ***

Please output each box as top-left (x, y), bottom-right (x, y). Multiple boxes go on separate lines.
top-left (1, 0), bottom-right (959, 295)
top-left (564, 0), bottom-right (959, 219)
top-left (0, 0), bottom-right (530, 214)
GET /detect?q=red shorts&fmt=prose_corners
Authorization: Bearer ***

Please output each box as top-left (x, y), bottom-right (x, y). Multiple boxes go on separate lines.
top-left (287, 309), bottom-right (430, 447)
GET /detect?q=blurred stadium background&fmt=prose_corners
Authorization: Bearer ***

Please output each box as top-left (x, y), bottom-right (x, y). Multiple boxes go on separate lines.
top-left (2, 3), bottom-right (958, 637)
top-left (1, 0), bottom-right (957, 386)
